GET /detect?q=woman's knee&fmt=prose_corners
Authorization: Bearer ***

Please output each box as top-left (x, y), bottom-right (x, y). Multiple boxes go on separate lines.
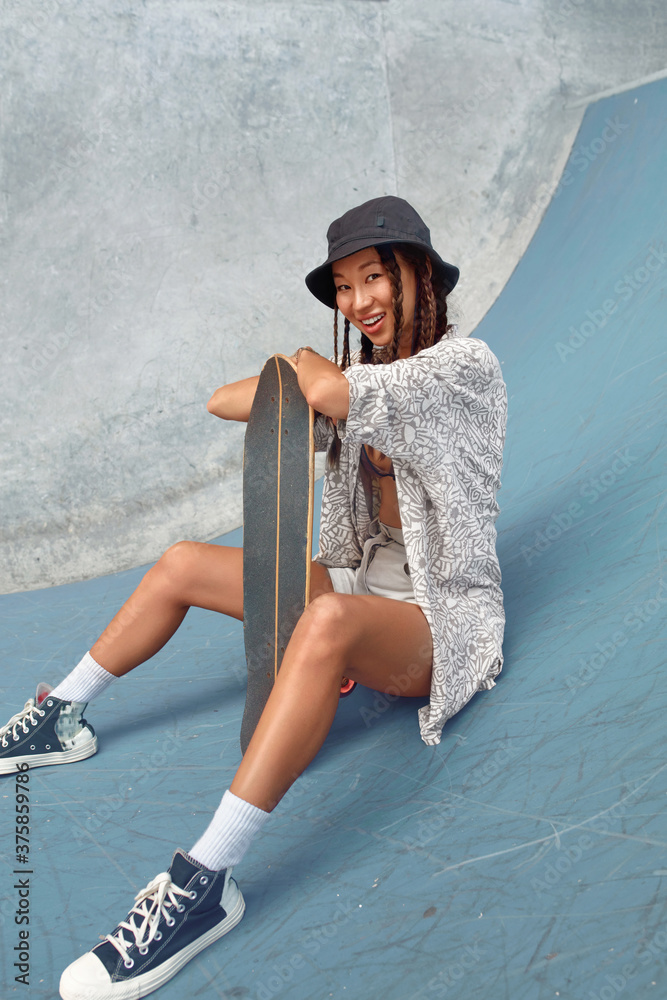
top-left (151, 540), bottom-right (203, 594)
top-left (298, 592), bottom-right (360, 650)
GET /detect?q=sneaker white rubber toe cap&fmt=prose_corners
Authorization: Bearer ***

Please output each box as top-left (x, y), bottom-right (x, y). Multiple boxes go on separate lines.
top-left (59, 951), bottom-right (116, 1000)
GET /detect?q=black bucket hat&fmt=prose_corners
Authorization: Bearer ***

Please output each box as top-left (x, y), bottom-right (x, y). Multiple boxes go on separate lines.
top-left (305, 195), bottom-right (459, 308)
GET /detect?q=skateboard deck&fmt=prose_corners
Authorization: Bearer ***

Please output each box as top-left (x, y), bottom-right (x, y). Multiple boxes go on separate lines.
top-left (240, 355), bottom-right (315, 754)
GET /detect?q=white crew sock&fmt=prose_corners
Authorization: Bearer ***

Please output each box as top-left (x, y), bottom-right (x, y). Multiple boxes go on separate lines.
top-left (188, 789), bottom-right (270, 870)
top-left (50, 651), bottom-right (117, 703)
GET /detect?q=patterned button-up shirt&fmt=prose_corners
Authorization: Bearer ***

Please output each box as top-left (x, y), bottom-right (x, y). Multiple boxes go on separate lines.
top-left (313, 334), bottom-right (507, 745)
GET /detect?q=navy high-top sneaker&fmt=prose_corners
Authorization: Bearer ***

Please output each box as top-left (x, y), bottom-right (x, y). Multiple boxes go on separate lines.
top-left (0, 684), bottom-right (97, 774)
top-left (59, 850), bottom-right (245, 1000)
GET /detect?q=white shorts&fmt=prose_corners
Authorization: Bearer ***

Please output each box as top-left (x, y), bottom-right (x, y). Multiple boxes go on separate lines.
top-left (325, 520), bottom-right (419, 604)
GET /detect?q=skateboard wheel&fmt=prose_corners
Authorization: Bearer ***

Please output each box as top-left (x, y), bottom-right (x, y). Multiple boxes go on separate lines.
top-left (339, 677), bottom-right (357, 698)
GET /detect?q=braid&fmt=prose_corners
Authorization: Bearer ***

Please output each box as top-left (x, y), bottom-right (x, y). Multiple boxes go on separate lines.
top-left (332, 308), bottom-right (353, 372)
top-left (328, 313), bottom-right (350, 468)
top-left (436, 292), bottom-right (450, 343)
top-left (342, 317), bottom-right (351, 371)
top-left (416, 261), bottom-right (437, 353)
top-left (360, 332), bottom-right (374, 363)
top-left (377, 245), bottom-right (403, 363)
top-left (393, 244), bottom-right (452, 349)
top-left (333, 305), bottom-right (339, 366)
top-left (410, 274), bottom-right (421, 355)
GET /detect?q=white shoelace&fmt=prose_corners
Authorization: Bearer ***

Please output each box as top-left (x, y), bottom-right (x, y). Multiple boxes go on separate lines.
top-left (0, 699), bottom-right (45, 747)
top-left (105, 873), bottom-right (194, 967)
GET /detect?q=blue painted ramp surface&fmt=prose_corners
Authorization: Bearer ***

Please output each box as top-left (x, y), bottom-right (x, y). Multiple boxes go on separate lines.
top-left (1, 80), bottom-right (666, 999)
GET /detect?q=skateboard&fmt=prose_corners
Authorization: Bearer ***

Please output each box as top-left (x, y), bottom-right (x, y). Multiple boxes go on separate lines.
top-left (240, 354), bottom-right (314, 754)
top-left (240, 355), bottom-right (355, 755)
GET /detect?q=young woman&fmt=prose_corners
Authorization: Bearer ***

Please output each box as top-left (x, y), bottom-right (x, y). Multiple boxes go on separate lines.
top-left (1, 196), bottom-right (507, 1000)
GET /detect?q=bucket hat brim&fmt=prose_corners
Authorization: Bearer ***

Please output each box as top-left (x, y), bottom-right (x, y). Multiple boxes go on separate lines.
top-left (305, 196), bottom-right (459, 308)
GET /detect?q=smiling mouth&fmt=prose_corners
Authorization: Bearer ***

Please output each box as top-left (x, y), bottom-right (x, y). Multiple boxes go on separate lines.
top-left (361, 313), bottom-right (385, 328)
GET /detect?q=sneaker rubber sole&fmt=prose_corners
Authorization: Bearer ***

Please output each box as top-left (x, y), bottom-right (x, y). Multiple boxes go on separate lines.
top-left (0, 735), bottom-right (98, 775)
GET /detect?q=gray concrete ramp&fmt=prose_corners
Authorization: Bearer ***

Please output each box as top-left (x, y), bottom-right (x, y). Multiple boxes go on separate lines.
top-left (3, 0), bottom-right (666, 595)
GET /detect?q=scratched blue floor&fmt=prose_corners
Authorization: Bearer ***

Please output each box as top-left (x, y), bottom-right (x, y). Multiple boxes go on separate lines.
top-left (2, 79), bottom-right (666, 999)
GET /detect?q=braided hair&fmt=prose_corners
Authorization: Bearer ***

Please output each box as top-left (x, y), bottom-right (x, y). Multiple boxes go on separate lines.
top-left (332, 305), bottom-right (352, 371)
top-left (327, 243), bottom-right (453, 467)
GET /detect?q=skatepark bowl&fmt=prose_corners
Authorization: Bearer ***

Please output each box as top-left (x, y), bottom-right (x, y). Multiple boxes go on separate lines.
top-left (1, 65), bottom-right (666, 1000)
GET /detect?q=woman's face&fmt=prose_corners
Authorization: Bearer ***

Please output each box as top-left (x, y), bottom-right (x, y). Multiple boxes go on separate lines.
top-left (332, 247), bottom-right (418, 358)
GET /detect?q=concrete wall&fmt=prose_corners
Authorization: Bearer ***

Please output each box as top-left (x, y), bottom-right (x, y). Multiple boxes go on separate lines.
top-left (1, 0), bottom-right (666, 593)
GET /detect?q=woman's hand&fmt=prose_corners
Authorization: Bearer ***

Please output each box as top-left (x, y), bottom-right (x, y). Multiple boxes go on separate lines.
top-left (207, 347), bottom-right (350, 423)
top-left (293, 348), bottom-right (349, 419)
top-left (285, 346), bottom-right (315, 368)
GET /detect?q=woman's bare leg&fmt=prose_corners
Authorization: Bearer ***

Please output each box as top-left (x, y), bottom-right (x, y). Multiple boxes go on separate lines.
top-left (231, 592), bottom-right (433, 811)
top-left (57, 593), bottom-right (433, 995)
top-left (90, 541), bottom-right (334, 677)
top-left (90, 542), bottom-right (244, 676)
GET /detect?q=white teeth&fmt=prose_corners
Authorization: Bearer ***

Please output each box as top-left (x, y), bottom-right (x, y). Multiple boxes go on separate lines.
top-left (362, 314), bottom-right (384, 327)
